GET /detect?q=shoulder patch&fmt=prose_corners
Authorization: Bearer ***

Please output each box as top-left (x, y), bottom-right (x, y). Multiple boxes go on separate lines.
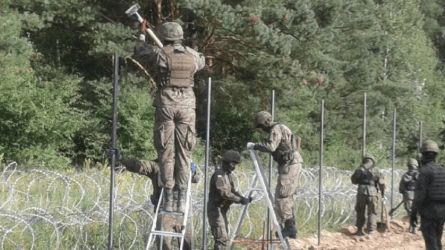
top-left (215, 175), bottom-right (226, 188)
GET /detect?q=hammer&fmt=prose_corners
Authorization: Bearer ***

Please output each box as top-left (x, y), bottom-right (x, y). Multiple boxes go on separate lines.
top-left (125, 4), bottom-right (163, 48)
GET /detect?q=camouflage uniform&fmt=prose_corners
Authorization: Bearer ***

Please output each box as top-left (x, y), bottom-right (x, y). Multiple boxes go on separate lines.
top-left (120, 157), bottom-right (162, 205)
top-left (351, 157), bottom-right (385, 235)
top-left (207, 150), bottom-right (248, 250)
top-left (254, 123), bottom-right (303, 224)
top-left (411, 140), bottom-right (445, 250)
top-left (134, 22), bottom-right (206, 192)
top-left (399, 159), bottom-right (419, 215)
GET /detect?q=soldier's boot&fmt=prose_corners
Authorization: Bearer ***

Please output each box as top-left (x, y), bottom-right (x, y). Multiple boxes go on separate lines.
top-left (355, 227), bottom-right (365, 236)
top-left (173, 186), bottom-right (180, 211)
top-left (177, 188), bottom-right (187, 213)
top-left (277, 220), bottom-right (297, 239)
top-left (163, 188), bottom-right (173, 212)
top-left (367, 228), bottom-right (375, 236)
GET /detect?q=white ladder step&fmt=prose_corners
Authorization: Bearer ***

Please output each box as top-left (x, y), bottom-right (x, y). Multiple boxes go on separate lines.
top-left (150, 230), bottom-right (183, 238)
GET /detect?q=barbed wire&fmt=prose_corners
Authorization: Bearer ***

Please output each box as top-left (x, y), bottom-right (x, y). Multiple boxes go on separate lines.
top-left (0, 164), bottom-right (407, 249)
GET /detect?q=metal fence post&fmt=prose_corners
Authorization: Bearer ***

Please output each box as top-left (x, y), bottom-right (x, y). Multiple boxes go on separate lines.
top-left (202, 77), bottom-right (212, 249)
top-left (108, 53), bottom-right (119, 250)
top-left (318, 100), bottom-right (324, 246)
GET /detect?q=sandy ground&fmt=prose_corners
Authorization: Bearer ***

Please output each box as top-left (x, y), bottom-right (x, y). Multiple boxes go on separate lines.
top-left (236, 217), bottom-right (443, 250)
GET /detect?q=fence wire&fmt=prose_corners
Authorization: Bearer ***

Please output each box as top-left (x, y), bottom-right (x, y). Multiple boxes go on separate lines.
top-left (0, 162), bottom-right (406, 249)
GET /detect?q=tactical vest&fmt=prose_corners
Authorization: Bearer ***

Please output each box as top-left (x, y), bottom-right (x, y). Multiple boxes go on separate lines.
top-left (358, 168), bottom-right (375, 186)
top-left (428, 164), bottom-right (445, 201)
top-left (405, 172), bottom-right (418, 191)
top-left (160, 45), bottom-right (195, 88)
top-left (406, 181), bottom-right (416, 191)
top-left (271, 124), bottom-right (297, 165)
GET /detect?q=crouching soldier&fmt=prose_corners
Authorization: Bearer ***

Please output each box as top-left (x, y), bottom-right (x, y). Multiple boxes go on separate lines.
top-left (351, 155), bottom-right (385, 236)
top-left (208, 150), bottom-right (251, 250)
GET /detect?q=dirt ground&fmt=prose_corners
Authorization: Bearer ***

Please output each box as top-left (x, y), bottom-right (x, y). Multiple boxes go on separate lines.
top-left (236, 217), bottom-right (442, 250)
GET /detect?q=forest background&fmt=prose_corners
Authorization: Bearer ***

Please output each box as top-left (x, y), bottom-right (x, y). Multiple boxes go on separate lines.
top-left (1, 0), bottom-right (445, 170)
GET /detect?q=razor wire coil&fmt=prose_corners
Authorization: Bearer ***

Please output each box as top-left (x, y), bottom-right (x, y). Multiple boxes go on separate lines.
top-left (0, 164), bottom-right (406, 249)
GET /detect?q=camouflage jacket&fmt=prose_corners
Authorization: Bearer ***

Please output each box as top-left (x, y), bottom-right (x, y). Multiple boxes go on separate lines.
top-left (134, 40), bottom-right (205, 109)
top-left (255, 123), bottom-right (303, 166)
top-left (208, 169), bottom-right (243, 209)
top-left (351, 161), bottom-right (385, 196)
top-left (120, 157), bottom-right (160, 205)
top-left (399, 170), bottom-right (419, 199)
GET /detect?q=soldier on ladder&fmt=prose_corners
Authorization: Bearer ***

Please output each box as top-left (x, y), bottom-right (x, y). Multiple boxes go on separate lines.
top-left (134, 20), bottom-right (205, 214)
top-left (208, 150), bottom-right (252, 250)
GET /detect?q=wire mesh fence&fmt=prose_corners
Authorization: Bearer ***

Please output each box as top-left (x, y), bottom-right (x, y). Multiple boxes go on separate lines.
top-left (0, 162), bottom-right (406, 249)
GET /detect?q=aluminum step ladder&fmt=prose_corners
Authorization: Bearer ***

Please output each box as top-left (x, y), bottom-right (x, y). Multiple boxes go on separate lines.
top-left (228, 148), bottom-right (291, 250)
top-left (146, 170), bottom-right (193, 250)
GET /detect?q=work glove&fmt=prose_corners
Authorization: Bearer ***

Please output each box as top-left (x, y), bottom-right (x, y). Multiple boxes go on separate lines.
top-left (139, 19), bottom-right (147, 33)
top-left (108, 146), bottom-right (122, 161)
top-left (240, 197), bottom-right (252, 205)
top-left (247, 142), bottom-right (256, 150)
top-left (382, 196), bottom-right (387, 202)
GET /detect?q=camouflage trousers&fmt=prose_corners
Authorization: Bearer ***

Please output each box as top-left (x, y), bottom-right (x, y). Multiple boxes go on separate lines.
top-left (355, 195), bottom-right (378, 230)
top-left (404, 199), bottom-right (414, 216)
top-left (154, 107), bottom-right (196, 189)
top-left (155, 213), bottom-right (193, 250)
top-left (403, 191), bottom-right (414, 215)
top-left (207, 204), bottom-right (230, 250)
top-left (275, 162), bottom-right (301, 223)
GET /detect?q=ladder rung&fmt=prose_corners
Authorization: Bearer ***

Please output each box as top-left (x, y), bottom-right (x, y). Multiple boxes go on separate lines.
top-left (158, 211), bottom-right (184, 216)
top-left (151, 230), bottom-right (184, 238)
top-left (146, 169), bottom-right (193, 250)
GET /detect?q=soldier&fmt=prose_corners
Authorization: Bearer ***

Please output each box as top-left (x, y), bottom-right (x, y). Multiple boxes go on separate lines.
top-left (247, 111), bottom-right (302, 239)
top-left (399, 158), bottom-right (419, 216)
top-left (208, 150), bottom-right (251, 250)
top-left (134, 21), bottom-right (206, 213)
top-left (411, 140), bottom-right (445, 250)
top-left (108, 147), bottom-right (197, 250)
top-left (351, 155), bottom-right (385, 236)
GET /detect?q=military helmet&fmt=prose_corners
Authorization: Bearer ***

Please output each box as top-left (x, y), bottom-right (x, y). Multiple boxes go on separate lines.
top-left (254, 111), bottom-right (272, 128)
top-left (363, 154), bottom-right (375, 164)
top-left (159, 22), bottom-right (183, 41)
top-left (222, 150), bottom-right (241, 164)
top-left (420, 140), bottom-right (439, 154)
top-left (407, 158), bottom-right (418, 170)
